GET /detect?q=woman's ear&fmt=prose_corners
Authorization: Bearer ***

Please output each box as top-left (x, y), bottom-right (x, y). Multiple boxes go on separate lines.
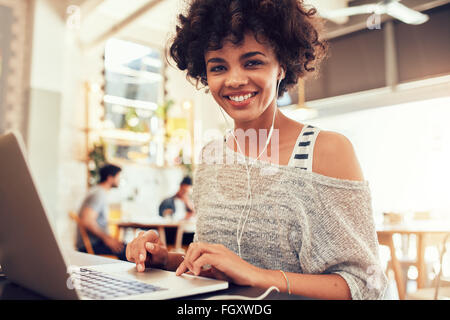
top-left (278, 68), bottom-right (285, 81)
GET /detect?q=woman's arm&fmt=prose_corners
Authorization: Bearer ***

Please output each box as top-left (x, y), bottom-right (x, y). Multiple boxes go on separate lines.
top-left (175, 242), bottom-right (352, 299)
top-left (253, 269), bottom-right (352, 300)
top-left (174, 243), bottom-right (352, 299)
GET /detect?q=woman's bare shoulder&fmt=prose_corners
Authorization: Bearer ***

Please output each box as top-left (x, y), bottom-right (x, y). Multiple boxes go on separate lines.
top-left (313, 130), bottom-right (365, 182)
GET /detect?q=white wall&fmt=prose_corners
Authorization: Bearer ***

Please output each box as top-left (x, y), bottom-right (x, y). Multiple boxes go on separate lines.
top-left (304, 96), bottom-right (450, 222)
top-left (25, 0), bottom-right (88, 249)
top-left (29, 0), bottom-right (65, 92)
top-left (27, 0), bottom-right (66, 221)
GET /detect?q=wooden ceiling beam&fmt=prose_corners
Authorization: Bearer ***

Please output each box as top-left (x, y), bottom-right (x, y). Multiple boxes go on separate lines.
top-left (84, 0), bottom-right (166, 50)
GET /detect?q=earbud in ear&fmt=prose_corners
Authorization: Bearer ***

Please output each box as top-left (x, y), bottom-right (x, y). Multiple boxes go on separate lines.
top-left (279, 68), bottom-right (285, 81)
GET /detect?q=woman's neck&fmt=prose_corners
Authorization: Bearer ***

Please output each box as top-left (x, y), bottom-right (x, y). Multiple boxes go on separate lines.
top-left (229, 102), bottom-right (287, 160)
top-left (233, 101), bottom-right (279, 132)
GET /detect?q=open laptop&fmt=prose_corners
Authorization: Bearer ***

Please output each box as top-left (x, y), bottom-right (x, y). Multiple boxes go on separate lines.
top-left (0, 132), bottom-right (228, 300)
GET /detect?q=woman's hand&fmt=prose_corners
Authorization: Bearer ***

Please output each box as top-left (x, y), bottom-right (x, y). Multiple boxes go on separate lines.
top-left (175, 242), bottom-right (261, 286)
top-left (125, 230), bottom-right (168, 272)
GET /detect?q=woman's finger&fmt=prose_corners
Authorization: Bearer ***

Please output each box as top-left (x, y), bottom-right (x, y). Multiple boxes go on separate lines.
top-left (183, 242), bottom-right (196, 266)
top-left (175, 261), bottom-right (188, 276)
top-left (191, 253), bottom-right (214, 276)
top-left (144, 230), bottom-right (160, 243)
top-left (184, 243), bottom-right (218, 272)
top-left (133, 231), bottom-right (158, 272)
top-left (136, 240), bottom-right (147, 272)
top-left (145, 241), bottom-right (157, 254)
top-left (144, 242), bottom-right (157, 266)
top-left (136, 239), bottom-right (147, 272)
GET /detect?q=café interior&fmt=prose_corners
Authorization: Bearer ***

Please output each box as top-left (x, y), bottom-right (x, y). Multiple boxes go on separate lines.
top-left (0, 0), bottom-right (449, 300)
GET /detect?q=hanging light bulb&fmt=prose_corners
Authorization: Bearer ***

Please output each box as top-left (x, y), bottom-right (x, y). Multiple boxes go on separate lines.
top-left (182, 100), bottom-right (193, 110)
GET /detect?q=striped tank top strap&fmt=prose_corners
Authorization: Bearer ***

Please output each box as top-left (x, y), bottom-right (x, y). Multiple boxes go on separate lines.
top-left (287, 124), bottom-right (321, 171)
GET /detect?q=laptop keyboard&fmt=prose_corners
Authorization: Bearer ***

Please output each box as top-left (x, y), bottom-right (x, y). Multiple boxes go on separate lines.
top-left (70, 268), bottom-right (167, 300)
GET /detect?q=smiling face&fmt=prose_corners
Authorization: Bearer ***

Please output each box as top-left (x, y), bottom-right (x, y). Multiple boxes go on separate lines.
top-left (205, 32), bottom-right (283, 125)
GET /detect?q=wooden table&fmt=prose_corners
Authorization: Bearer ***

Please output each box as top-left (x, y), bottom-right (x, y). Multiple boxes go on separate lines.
top-left (376, 221), bottom-right (450, 300)
top-left (112, 220), bottom-right (191, 251)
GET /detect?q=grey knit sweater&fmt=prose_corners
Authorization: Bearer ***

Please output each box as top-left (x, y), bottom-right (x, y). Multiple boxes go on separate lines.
top-left (193, 139), bottom-right (388, 300)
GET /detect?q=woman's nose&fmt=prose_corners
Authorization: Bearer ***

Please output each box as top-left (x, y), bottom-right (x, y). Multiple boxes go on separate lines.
top-left (225, 71), bottom-right (248, 88)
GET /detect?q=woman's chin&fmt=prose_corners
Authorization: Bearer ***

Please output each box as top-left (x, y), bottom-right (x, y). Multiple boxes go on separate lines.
top-left (229, 113), bottom-right (261, 125)
top-left (222, 108), bottom-right (260, 124)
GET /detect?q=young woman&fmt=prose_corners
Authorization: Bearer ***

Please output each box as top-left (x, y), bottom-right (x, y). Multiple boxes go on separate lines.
top-left (126, 0), bottom-right (387, 300)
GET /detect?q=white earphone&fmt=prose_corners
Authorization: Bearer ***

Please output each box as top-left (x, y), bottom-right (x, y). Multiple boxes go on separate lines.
top-left (218, 71), bottom-right (283, 258)
top-left (279, 68), bottom-right (285, 81)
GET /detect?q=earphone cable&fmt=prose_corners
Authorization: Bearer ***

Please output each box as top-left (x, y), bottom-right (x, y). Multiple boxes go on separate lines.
top-left (219, 78), bottom-right (282, 258)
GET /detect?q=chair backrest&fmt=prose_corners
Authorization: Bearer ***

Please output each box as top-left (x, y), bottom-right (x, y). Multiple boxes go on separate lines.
top-left (434, 233), bottom-right (450, 299)
top-left (69, 211), bottom-right (95, 255)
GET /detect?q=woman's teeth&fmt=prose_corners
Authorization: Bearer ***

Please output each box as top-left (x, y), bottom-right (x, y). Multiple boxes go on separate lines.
top-left (228, 93), bottom-right (256, 102)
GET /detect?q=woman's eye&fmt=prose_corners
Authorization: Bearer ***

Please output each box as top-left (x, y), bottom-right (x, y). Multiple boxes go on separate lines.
top-left (210, 65), bottom-right (226, 72)
top-left (246, 60), bottom-right (263, 67)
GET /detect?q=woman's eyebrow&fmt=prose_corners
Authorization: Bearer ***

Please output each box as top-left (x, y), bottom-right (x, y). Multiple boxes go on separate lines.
top-left (206, 57), bottom-right (225, 65)
top-left (241, 51), bottom-right (266, 59)
top-left (206, 51), bottom-right (266, 65)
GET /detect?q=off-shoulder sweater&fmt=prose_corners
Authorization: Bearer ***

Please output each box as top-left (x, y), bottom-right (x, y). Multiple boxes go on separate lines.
top-left (192, 125), bottom-right (388, 300)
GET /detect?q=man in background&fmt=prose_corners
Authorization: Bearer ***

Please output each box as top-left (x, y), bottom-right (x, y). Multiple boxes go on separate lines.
top-left (76, 164), bottom-right (127, 260)
top-left (158, 176), bottom-right (195, 247)
top-left (159, 176), bottom-right (194, 220)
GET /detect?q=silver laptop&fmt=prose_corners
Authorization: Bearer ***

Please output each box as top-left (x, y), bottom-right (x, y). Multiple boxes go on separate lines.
top-left (0, 132), bottom-right (228, 300)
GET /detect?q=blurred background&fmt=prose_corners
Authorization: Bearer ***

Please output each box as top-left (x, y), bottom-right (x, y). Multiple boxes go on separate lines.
top-left (0, 0), bottom-right (449, 299)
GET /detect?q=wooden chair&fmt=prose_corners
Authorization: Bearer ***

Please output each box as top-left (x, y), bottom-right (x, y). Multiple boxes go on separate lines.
top-left (407, 233), bottom-right (450, 300)
top-left (69, 212), bottom-right (118, 260)
top-left (377, 232), bottom-right (406, 300)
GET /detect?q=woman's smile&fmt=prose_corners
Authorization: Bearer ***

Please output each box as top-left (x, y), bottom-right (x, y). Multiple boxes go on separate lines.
top-left (224, 91), bottom-right (258, 108)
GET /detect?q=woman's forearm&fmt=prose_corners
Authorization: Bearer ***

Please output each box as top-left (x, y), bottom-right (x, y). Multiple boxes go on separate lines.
top-left (253, 269), bottom-right (352, 300)
top-left (159, 250), bottom-right (352, 299)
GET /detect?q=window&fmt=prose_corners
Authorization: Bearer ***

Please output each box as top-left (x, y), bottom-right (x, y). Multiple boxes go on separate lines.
top-left (101, 38), bottom-right (165, 164)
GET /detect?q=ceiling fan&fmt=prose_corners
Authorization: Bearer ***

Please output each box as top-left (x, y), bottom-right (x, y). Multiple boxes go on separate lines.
top-left (320, 0), bottom-right (430, 25)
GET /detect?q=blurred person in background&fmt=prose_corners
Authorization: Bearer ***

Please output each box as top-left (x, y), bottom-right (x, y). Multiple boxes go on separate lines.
top-left (159, 176), bottom-right (195, 221)
top-left (76, 164), bottom-right (127, 261)
top-left (158, 176), bottom-right (195, 247)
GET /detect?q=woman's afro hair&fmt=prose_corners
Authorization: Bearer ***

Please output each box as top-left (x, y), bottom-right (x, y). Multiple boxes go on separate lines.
top-left (167, 0), bottom-right (328, 97)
